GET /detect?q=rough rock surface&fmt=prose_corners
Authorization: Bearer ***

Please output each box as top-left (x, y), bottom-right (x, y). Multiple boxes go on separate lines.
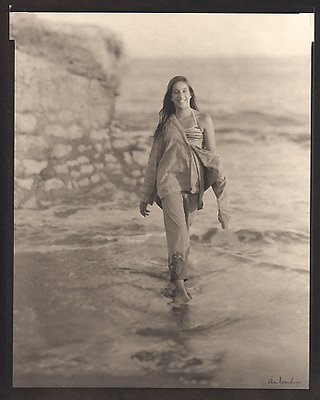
top-left (12, 14), bottom-right (147, 209)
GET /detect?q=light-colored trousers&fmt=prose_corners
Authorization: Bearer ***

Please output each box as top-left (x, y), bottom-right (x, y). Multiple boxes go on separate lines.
top-left (161, 191), bottom-right (199, 281)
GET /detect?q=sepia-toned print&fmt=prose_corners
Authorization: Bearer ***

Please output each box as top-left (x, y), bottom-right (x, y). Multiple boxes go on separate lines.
top-left (11, 12), bottom-right (312, 388)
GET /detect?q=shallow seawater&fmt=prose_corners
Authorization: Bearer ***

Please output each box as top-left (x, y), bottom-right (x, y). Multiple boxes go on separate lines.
top-left (13, 197), bottom-right (309, 388)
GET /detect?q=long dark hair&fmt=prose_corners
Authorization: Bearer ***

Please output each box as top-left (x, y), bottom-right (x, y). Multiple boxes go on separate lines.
top-left (154, 76), bottom-right (199, 137)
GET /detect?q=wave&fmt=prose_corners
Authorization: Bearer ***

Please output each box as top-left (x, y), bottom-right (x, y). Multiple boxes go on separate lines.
top-left (213, 109), bottom-right (310, 144)
top-left (235, 228), bottom-right (309, 243)
top-left (275, 131), bottom-right (310, 144)
top-left (217, 129), bottom-right (310, 146)
top-left (216, 109), bottom-right (305, 126)
top-left (192, 227), bottom-right (309, 246)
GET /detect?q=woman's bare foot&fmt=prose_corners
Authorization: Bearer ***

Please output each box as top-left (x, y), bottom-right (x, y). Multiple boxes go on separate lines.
top-left (174, 280), bottom-right (191, 303)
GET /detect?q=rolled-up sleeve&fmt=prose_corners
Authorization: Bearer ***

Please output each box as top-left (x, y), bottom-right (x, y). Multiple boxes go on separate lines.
top-left (140, 135), bottom-right (164, 204)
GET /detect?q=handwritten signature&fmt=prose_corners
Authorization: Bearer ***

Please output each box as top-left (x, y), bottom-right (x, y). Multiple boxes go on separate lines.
top-left (268, 376), bottom-right (301, 385)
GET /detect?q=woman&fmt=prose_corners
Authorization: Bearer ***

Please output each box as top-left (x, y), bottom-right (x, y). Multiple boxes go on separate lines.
top-left (139, 76), bottom-right (229, 303)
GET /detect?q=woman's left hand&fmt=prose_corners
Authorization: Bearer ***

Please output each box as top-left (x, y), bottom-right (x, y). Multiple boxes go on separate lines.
top-left (218, 210), bottom-right (229, 229)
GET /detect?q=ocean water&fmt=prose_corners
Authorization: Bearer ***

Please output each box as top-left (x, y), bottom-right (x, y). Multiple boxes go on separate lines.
top-left (14, 56), bottom-right (311, 388)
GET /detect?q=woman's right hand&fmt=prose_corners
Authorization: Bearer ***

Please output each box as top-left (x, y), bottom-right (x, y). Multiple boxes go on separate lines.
top-left (139, 202), bottom-right (150, 217)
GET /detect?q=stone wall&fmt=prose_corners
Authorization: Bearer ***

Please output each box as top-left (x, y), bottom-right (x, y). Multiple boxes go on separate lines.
top-left (12, 14), bottom-right (148, 209)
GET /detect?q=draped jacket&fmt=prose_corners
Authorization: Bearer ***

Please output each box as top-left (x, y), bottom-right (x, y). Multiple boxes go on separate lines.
top-left (140, 113), bottom-right (229, 215)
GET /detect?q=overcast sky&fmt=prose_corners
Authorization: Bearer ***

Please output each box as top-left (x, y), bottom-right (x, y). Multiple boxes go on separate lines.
top-left (32, 12), bottom-right (313, 58)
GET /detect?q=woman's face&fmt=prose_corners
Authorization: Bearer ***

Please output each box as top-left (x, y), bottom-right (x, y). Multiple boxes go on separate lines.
top-left (171, 81), bottom-right (191, 110)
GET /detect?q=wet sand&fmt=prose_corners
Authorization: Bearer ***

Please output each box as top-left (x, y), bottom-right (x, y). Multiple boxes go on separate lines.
top-left (13, 202), bottom-right (309, 388)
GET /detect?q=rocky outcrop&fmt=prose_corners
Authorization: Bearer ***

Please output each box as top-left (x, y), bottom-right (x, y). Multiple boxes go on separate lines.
top-left (12, 14), bottom-right (148, 208)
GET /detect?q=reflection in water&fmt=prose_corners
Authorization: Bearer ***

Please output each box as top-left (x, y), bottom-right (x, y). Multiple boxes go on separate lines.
top-left (171, 304), bottom-right (191, 330)
top-left (132, 301), bottom-right (225, 387)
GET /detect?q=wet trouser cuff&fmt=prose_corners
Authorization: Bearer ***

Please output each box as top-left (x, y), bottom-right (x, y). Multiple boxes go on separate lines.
top-left (169, 252), bottom-right (187, 281)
